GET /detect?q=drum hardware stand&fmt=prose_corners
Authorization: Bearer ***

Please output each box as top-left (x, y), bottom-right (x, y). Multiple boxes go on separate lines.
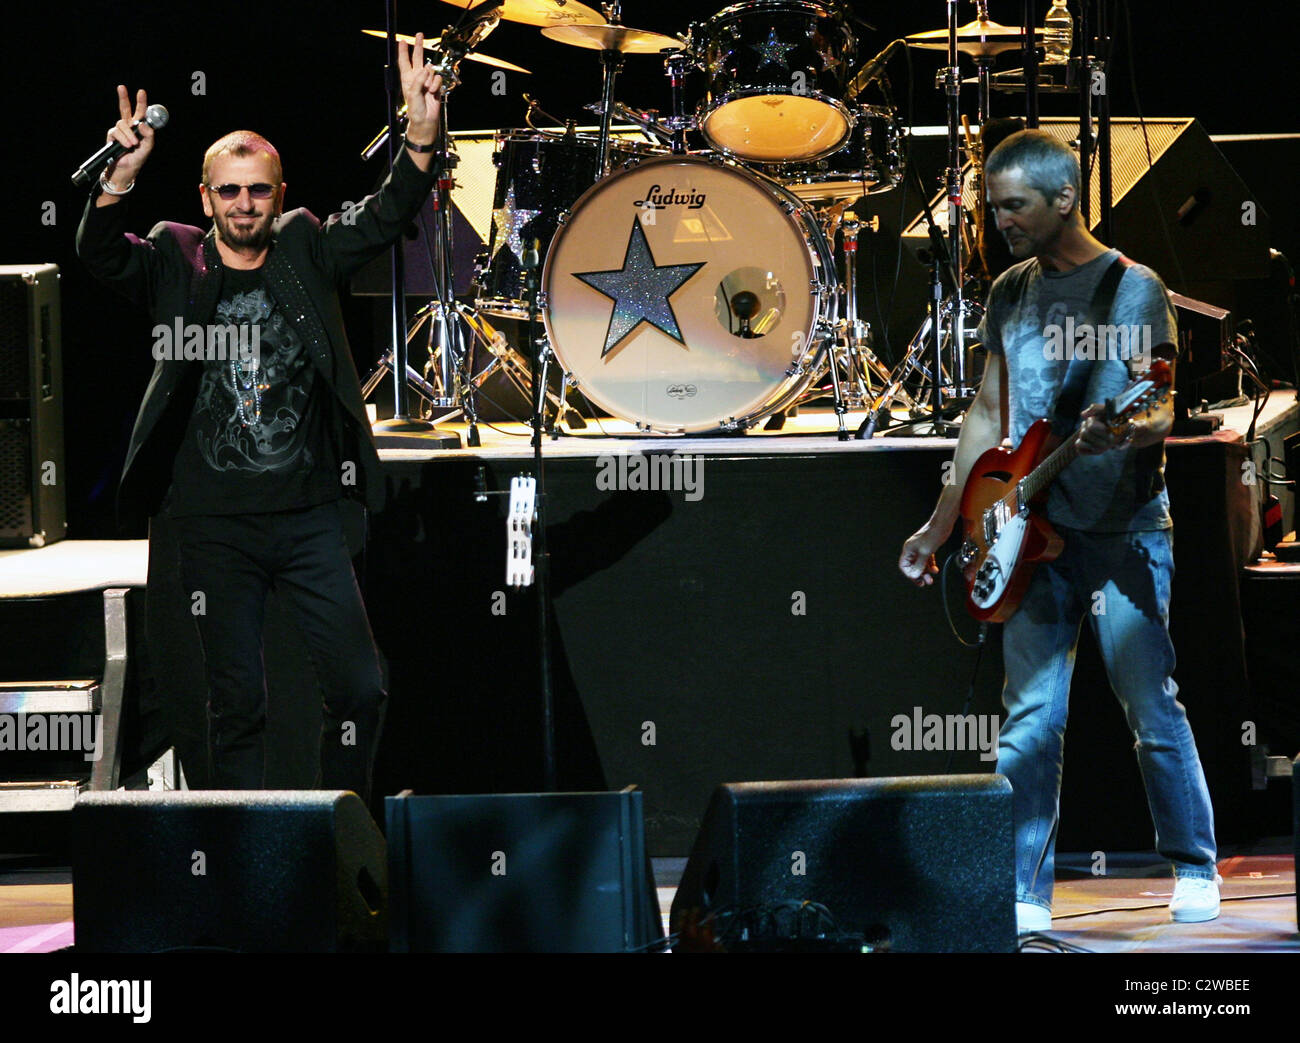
top-left (595, 2), bottom-right (628, 178)
top-left (834, 212), bottom-right (898, 403)
top-left (663, 50), bottom-right (692, 155)
top-left (940, 0), bottom-right (974, 405)
top-left (789, 205), bottom-right (904, 438)
top-left (1022, 0), bottom-right (1040, 127)
top-left (861, 1), bottom-right (981, 439)
top-left (523, 235), bottom-right (557, 790)
top-left (362, 13), bottom-right (491, 449)
top-left (860, 156), bottom-right (970, 439)
top-left (386, 304), bottom-right (584, 439)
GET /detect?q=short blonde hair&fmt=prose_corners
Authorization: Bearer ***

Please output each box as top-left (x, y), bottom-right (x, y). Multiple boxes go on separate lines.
top-left (202, 130), bottom-right (282, 185)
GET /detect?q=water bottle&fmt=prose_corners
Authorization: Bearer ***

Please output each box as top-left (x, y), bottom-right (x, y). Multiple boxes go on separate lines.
top-left (1043, 0), bottom-right (1073, 64)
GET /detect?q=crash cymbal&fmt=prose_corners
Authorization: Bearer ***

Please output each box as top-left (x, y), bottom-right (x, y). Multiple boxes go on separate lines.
top-left (541, 23), bottom-right (686, 53)
top-left (436, 0), bottom-right (606, 27)
top-left (362, 30), bottom-right (532, 74)
top-left (906, 17), bottom-right (1044, 58)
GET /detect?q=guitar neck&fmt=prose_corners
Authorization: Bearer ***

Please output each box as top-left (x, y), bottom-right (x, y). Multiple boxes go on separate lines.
top-left (1021, 435), bottom-right (1079, 503)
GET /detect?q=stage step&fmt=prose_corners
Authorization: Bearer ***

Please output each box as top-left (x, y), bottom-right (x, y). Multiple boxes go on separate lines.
top-left (0, 680), bottom-right (98, 715)
top-left (0, 589), bottom-right (127, 797)
top-left (0, 780), bottom-right (83, 812)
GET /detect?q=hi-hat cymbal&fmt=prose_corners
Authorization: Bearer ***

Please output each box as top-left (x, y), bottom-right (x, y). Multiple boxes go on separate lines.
top-left (362, 30), bottom-right (532, 74)
top-left (906, 17), bottom-right (1045, 58)
top-left (436, 0), bottom-right (606, 27)
top-left (541, 23), bottom-right (686, 53)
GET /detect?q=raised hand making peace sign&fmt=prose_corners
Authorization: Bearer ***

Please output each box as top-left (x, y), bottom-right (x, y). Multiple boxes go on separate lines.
top-left (396, 33), bottom-right (444, 149)
top-left (102, 85), bottom-right (157, 191)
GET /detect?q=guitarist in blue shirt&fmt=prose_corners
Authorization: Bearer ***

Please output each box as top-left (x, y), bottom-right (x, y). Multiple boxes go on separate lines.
top-left (899, 130), bottom-right (1219, 933)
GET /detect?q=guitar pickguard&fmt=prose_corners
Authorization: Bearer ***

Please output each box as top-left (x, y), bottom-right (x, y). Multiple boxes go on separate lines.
top-left (970, 513), bottom-right (1029, 611)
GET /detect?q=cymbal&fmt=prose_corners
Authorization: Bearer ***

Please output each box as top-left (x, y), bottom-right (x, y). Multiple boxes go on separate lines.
top-left (361, 30), bottom-right (532, 74)
top-left (906, 17), bottom-right (1045, 58)
top-left (435, 0), bottom-right (606, 27)
top-left (541, 23), bottom-right (686, 53)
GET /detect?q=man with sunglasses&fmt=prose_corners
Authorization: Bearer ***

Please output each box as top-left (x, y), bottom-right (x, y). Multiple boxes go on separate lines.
top-left (76, 36), bottom-right (444, 802)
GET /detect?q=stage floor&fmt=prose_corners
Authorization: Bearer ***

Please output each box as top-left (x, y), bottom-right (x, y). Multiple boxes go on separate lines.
top-left (3, 849), bottom-right (1295, 953)
top-left (374, 392), bottom-right (1299, 461)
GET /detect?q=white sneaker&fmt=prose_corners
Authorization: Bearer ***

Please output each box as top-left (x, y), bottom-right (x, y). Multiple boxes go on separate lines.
top-left (1016, 901), bottom-right (1052, 933)
top-left (1169, 874), bottom-right (1222, 923)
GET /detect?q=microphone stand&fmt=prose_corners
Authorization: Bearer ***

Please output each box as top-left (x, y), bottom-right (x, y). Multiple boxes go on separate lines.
top-left (522, 238), bottom-right (556, 792)
top-left (1023, 0), bottom-right (1039, 128)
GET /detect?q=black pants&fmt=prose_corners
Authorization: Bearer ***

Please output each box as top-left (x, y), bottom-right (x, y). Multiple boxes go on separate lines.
top-left (175, 501), bottom-right (385, 801)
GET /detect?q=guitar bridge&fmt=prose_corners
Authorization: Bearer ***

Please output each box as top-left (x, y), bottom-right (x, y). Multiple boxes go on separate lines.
top-left (983, 499), bottom-right (1012, 545)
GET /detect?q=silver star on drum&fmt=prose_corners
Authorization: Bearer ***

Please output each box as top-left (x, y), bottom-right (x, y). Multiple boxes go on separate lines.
top-left (752, 28), bottom-right (794, 71)
top-left (490, 184), bottom-right (540, 266)
top-left (574, 217), bottom-right (705, 358)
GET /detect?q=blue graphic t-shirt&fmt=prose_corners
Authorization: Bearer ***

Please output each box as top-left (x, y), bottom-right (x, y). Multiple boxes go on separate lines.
top-left (977, 248), bottom-right (1175, 533)
top-left (168, 264), bottom-right (339, 517)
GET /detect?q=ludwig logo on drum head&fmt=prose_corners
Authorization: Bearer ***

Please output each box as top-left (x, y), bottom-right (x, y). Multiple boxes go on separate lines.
top-left (634, 185), bottom-right (707, 210)
top-left (666, 384), bottom-right (698, 399)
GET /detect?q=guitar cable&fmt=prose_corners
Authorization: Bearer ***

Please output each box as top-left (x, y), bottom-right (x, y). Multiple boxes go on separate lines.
top-left (939, 552), bottom-right (993, 774)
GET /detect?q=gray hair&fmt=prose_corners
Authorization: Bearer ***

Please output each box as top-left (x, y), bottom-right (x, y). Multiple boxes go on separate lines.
top-left (985, 129), bottom-right (1081, 206)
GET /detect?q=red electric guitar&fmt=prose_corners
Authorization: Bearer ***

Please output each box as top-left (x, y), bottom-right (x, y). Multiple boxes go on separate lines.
top-left (956, 359), bottom-right (1173, 622)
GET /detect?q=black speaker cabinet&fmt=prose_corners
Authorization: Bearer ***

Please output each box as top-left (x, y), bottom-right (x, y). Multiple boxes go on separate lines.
top-left (71, 791), bottom-right (387, 952)
top-left (387, 788), bottom-right (662, 952)
top-left (0, 264), bottom-right (65, 547)
top-left (1294, 755), bottom-right (1300, 931)
top-left (670, 776), bottom-right (1016, 953)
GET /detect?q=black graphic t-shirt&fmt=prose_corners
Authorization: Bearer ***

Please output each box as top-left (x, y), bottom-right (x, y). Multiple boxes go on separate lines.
top-left (168, 264), bottom-right (340, 517)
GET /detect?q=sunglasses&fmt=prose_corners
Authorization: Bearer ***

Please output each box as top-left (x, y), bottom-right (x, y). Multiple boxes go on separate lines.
top-left (206, 183), bottom-right (276, 201)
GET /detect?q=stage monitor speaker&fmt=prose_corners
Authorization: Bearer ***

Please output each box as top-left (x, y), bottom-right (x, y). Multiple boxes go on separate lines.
top-left (903, 118), bottom-right (1273, 288)
top-left (0, 263), bottom-right (65, 548)
top-left (387, 788), bottom-right (662, 952)
top-left (71, 791), bottom-right (387, 953)
top-left (1169, 290), bottom-right (1241, 408)
top-left (670, 775), bottom-right (1016, 953)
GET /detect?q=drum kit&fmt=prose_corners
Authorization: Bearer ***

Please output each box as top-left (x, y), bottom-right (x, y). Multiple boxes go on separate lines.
top-left (363, 0), bottom-right (1053, 441)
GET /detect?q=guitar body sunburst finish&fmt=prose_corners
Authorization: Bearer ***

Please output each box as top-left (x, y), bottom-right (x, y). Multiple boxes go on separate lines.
top-left (959, 419), bottom-right (1065, 622)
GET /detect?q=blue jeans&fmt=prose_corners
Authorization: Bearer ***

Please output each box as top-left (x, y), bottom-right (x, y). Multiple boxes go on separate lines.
top-left (997, 527), bottom-right (1217, 909)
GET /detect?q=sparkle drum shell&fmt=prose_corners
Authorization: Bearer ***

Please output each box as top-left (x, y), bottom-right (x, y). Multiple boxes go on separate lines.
top-left (477, 130), bottom-right (663, 319)
top-left (542, 155), bottom-right (835, 434)
top-left (776, 104), bottom-right (902, 201)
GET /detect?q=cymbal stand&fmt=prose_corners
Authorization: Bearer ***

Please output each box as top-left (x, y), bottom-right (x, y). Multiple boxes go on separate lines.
top-left (365, 5), bottom-right (461, 448)
top-left (940, 0), bottom-right (973, 409)
top-left (595, 2), bottom-right (627, 177)
top-left (859, 159), bottom-right (971, 438)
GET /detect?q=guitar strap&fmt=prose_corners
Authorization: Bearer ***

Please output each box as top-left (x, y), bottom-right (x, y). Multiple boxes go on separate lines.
top-left (1049, 253), bottom-right (1134, 438)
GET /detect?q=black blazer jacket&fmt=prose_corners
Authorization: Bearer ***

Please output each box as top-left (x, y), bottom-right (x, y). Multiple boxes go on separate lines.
top-left (76, 149), bottom-right (440, 529)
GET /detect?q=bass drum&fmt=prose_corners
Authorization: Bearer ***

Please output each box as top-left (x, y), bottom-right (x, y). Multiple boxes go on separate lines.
top-left (542, 155), bottom-right (835, 434)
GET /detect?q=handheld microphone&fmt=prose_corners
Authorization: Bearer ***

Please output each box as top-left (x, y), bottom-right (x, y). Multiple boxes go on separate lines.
top-left (72, 104), bottom-right (169, 188)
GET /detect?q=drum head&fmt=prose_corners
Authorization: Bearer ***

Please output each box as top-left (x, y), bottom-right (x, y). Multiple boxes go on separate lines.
top-left (702, 94), bottom-right (850, 163)
top-left (543, 157), bottom-right (824, 433)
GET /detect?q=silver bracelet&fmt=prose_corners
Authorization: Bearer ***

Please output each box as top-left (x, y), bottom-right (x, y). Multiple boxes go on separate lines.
top-left (99, 175), bottom-right (135, 196)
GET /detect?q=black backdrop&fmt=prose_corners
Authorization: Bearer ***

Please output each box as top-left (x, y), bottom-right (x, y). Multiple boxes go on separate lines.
top-left (3, 0), bottom-right (1298, 538)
